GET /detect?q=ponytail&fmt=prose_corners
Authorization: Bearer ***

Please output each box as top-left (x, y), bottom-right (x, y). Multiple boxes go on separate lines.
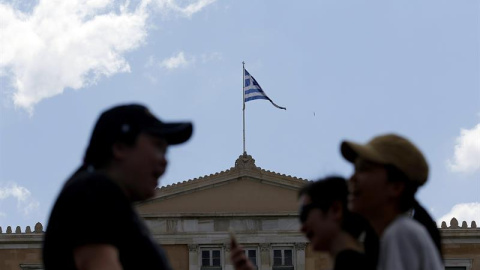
top-left (412, 200), bottom-right (443, 259)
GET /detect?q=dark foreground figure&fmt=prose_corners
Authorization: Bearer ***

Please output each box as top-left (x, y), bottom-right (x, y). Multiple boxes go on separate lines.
top-left (43, 104), bottom-right (193, 270)
top-left (231, 176), bottom-right (375, 270)
top-left (341, 133), bottom-right (443, 270)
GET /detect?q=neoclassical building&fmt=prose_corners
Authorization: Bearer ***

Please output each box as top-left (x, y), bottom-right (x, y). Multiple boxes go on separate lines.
top-left (0, 154), bottom-right (479, 270)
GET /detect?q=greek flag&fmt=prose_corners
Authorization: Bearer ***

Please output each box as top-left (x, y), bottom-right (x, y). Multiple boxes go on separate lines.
top-left (244, 69), bottom-right (286, 110)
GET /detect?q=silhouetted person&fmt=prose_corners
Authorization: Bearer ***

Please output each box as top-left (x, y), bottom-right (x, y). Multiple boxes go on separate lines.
top-left (231, 176), bottom-right (375, 270)
top-left (43, 104), bottom-right (193, 270)
top-left (298, 176), bottom-right (374, 270)
top-left (341, 134), bottom-right (443, 270)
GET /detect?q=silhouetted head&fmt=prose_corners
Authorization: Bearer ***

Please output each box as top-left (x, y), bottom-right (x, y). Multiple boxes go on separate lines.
top-left (298, 176), bottom-right (367, 251)
top-left (83, 104), bottom-right (192, 170)
top-left (341, 134), bottom-right (426, 215)
top-left (74, 103), bottom-right (193, 201)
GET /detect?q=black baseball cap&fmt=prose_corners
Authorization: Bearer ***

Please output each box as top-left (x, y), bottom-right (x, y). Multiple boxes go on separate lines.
top-left (84, 104), bottom-right (193, 167)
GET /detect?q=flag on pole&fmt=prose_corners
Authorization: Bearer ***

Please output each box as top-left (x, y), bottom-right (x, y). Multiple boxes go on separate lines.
top-left (244, 69), bottom-right (286, 110)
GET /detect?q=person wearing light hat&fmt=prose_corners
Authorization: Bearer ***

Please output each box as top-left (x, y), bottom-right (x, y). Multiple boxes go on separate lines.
top-left (43, 104), bottom-right (193, 270)
top-left (340, 134), bottom-right (443, 270)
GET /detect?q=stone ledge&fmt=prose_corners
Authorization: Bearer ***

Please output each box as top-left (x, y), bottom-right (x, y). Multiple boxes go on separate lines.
top-left (0, 223), bottom-right (43, 235)
top-left (440, 218), bottom-right (478, 229)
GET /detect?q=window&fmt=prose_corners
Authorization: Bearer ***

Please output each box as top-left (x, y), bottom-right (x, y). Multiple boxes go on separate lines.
top-left (243, 248), bottom-right (258, 268)
top-left (201, 249), bottom-right (222, 270)
top-left (272, 248), bottom-right (294, 270)
top-left (444, 259), bottom-right (472, 270)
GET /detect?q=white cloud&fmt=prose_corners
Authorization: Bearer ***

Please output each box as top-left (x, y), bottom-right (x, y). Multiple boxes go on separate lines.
top-left (447, 123), bottom-right (480, 173)
top-left (0, 0), bottom-right (149, 114)
top-left (154, 0), bottom-right (217, 17)
top-left (147, 51), bottom-right (221, 70)
top-left (200, 52), bottom-right (222, 63)
top-left (160, 52), bottom-right (192, 69)
top-left (438, 202), bottom-right (480, 227)
top-left (144, 51), bottom-right (220, 83)
top-left (0, 182), bottom-right (40, 216)
top-left (0, 0), bottom-right (217, 114)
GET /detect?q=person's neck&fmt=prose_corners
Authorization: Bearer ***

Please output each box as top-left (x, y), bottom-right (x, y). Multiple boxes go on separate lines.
top-left (100, 167), bottom-right (133, 201)
top-left (329, 231), bottom-right (363, 257)
top-left (368, 207), bottom-right (401, 236)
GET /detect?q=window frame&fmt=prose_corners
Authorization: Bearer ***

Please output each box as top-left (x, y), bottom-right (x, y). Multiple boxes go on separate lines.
top-left (199, 246), bottom-right (224, 270)
top-left (243, 246), bottom-right (259, 268)
top-left (444, 259), bottom-right (472, 270)
top-left (271, 246), bottom-right (295, 270)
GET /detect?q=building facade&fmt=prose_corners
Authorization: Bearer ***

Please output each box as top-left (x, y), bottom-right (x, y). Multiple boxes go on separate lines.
top-left (1, 154), bottom-right (479, 270)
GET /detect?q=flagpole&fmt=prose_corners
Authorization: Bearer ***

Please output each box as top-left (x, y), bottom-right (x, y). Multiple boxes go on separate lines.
top-left (242, 61), bottom-right (246, 155)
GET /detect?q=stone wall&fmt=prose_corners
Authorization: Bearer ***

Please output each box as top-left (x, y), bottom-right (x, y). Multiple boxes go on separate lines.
top-left (164, 244), bottom-right (189, 270)
top-left (441, 218), bottom-right (480, 270)
top-left (0, 223), bottom-right (43, 270)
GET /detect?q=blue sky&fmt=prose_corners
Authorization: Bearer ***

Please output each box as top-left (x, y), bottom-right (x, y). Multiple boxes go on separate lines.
top-left (0, 0), bottom-right (479, 231)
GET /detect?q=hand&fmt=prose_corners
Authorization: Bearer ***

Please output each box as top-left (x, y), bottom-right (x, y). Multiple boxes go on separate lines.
top-left (230, 237), bottom-right (255, 270)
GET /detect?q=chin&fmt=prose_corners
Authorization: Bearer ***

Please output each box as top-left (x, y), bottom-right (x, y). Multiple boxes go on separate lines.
top-left (145, 190), bottom-right (156, 199)
top-left (348, 202), bottom-right (361, 214)
top-left (313, 243), bottom-right (327, 252)
top-left (136, 190), bottom-right (155, 201)
top-left (311, 239), bottom-right (326, 252)
top-left (349, 206), bottom-right (358, 214)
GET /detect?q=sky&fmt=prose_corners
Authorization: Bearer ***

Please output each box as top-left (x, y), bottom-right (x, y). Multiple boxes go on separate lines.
top-left (0, 0), bottom-right (479, 231)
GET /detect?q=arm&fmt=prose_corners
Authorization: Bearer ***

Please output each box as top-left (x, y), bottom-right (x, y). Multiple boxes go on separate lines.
top-left (74, 244), bottom-right (123, 270)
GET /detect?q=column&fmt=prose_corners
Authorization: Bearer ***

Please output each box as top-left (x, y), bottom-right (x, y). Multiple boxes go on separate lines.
top-left (260, 243), bottom-right (271, 270)
top-left (224, 244), bottom-right (233, 270)
top-left (189, 244), bottom-right (199, 270)
top-left (295, 243), bottom-right (306, 270)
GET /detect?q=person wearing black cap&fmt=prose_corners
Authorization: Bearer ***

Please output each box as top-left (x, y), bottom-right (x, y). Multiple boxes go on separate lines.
top-left (340, 134), bottom-right (443, 270)
top-left (43, 104), bottom-right (193, 270)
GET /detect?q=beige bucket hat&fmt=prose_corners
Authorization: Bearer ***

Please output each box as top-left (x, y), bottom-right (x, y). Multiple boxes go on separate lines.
top-left (341, 134), bottom-right (429, 186)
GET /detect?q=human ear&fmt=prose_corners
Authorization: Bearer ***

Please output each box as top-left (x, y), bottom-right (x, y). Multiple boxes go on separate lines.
top-left (112, 142), bottom-right (130, 161)
top-left (389, 181), bottom-right (405, 199)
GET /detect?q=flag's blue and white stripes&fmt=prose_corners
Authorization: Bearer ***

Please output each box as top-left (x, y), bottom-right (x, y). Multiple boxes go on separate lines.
top-left (244, 69), bottom-right (286, 110)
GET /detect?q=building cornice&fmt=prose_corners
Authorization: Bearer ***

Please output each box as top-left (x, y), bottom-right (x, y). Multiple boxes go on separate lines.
top-left (138, 153), bottom-right (309, 205)
top-left (141, 212), bottom-right (298, 219)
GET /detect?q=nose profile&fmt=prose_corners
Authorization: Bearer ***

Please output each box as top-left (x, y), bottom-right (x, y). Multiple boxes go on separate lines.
top-left (156, 149), bottom-right (168, 174)
top-left (348, 173), bottom-right (357, 187)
